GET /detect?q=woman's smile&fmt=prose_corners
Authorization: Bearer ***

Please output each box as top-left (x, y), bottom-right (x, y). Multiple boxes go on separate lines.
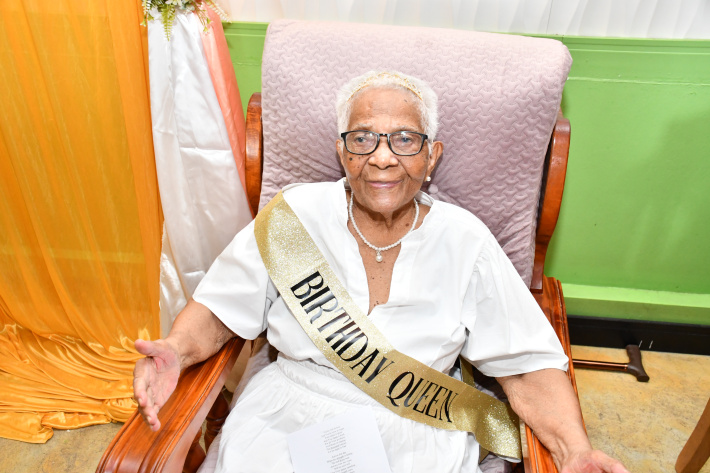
top-left (367, 180), bottom-right (401, 189)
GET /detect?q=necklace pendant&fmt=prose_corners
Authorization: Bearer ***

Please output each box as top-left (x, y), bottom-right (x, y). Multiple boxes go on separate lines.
top-left (349, 191), bottom-right (419, 266)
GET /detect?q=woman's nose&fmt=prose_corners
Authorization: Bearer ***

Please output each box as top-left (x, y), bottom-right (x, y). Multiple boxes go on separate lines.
top-left (368, 137), bottom-right (399, 168)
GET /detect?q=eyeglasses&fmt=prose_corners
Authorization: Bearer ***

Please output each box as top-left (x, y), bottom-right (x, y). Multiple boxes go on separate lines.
top-left (340, 130), bottom-right (428, 156)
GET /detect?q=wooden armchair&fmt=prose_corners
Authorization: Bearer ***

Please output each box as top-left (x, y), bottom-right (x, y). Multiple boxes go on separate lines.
top-left (98, 19), bottom-right (577, 473)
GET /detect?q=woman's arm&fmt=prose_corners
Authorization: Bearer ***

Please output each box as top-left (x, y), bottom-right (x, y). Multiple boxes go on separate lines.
top-left (164, 299), bottom-right (236, 369)
top-left (497, 368), bottom-right (629, 473)
top-left (133, 299), bottom-right (235, 431)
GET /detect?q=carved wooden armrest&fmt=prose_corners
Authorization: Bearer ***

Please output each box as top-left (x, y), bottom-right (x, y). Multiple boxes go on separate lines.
top-left (245, 93), bottom-right (263, 217)
top-left (531, 111), bottom-right (570, 294)
top-left (97, 337), bottom-right (246, 473)
top-left (520, 109), bottom-right (575, 473)
top-left (524, 275), bottom-right (578, 473)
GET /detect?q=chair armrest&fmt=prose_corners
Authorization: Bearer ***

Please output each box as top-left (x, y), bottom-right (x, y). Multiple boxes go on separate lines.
top-left (96, 337), bottom-right (246, 473)
top-left (245, 93), bottom-right (263, 217)
top-left (531, 112), bottom-right (570, 294)
top-left (524, 275), bottom-right (579, 473)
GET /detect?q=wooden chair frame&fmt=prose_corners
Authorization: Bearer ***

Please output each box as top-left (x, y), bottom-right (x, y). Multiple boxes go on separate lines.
top-left (97, 93), bottom-right (576, 473)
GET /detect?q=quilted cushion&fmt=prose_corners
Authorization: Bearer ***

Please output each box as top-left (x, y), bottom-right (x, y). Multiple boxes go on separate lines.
top-left (259, 19), bottom-right (571, 286)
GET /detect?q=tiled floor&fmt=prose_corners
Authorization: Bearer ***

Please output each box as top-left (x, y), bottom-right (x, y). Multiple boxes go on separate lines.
top-left (0, 346), bottom-right (708, 472)
top-left (571, 346), bottom-right (710, 473)
top-left (0, 422), bottom-right (122, 473)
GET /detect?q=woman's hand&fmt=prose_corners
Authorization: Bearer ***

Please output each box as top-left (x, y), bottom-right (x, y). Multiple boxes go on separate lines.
top-left (497, 369), bottom-right (630, 473)
top-left (133, 338), bottom-right (181, 431)
top-left (131, 300), bottom-right (236, 431)
top-left (560, 449), bottom-right (630, 473)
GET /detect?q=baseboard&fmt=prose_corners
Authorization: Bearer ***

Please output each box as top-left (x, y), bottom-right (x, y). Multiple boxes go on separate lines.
top-left (568, 315), bottom-right (710, 356)
top-left (561, 283), bottom-right (710, 325)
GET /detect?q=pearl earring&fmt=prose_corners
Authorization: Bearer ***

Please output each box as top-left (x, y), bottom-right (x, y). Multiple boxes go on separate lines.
top-left (425, 176), bottom-right (432, 182)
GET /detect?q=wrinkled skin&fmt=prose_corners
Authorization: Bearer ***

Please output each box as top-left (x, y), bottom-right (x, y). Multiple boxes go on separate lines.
top-left (133, 338), bottom-right (181, 431)
top-left (337, 87), bottom-right (443, 222)
top-left (560, 449), bottom-right (630, 473)
top-left (133, 300), bottom-right (233, 431)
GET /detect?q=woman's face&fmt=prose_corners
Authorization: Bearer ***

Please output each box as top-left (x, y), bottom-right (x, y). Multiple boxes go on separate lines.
top-left (337, 87), bottom-right (443, 217)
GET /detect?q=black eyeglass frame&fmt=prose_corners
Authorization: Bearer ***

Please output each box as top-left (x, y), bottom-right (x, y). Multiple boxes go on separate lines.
top-left (340, 130), bottom-right (429, 156)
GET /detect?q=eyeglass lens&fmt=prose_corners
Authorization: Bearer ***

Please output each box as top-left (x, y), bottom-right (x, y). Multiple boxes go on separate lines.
top-left (345, 131), bottom-right (424, 156)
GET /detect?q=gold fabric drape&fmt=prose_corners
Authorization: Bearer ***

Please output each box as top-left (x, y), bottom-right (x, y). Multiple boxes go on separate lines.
top-left (0, 0), bottom-right (161, 443)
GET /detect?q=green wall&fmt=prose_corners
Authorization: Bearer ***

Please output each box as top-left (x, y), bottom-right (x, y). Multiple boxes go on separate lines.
top-left (548, 37), bottom-right (710, 325)
top-left (224, 22), bottom-right (267, 113)
top-left (223, 22), bottom-right (710, 326)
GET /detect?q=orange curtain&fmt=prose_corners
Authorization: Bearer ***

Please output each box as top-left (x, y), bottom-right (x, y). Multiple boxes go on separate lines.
top-left (0, 0), bottom-right (161, 443)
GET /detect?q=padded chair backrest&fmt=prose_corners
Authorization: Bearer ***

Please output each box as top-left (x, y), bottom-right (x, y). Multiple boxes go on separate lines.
top-left (259, 19), bottom-right (571, 286)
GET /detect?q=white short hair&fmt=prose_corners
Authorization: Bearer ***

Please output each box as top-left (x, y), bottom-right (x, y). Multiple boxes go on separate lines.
top-left (335, 71), bottom-right (439, 141)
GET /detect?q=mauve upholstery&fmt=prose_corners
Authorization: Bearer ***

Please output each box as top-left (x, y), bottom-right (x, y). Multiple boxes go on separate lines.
top-left (259, 19), bottom-right (571, 286)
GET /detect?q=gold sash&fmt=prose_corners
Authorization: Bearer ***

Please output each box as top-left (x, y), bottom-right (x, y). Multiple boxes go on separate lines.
top-left (254, 191), bottom-right (522, 460)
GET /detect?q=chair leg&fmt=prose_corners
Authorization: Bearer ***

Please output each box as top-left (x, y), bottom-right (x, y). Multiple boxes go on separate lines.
top-left (205, 390), bottom-right (230, 451)
top-left (676, 398), bottom-right (710, 473)
top-left (183, 429), bottom-right (206, 473)
top-left (573, 344), bottom-right (650, 382)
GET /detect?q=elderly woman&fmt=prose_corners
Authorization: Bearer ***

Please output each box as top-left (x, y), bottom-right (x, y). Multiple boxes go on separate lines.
top-left (134, 71), bottom-right (628, 473)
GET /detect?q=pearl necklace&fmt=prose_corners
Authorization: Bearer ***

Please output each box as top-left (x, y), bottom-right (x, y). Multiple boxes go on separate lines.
top-left (348, 192), bottom-right (419, 263)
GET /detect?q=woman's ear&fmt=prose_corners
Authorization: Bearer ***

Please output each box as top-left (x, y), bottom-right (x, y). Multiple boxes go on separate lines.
top-left (428, 141), bottom-right (443, 175)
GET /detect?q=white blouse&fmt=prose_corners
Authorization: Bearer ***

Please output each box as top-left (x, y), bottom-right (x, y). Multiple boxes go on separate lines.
top-left (193, 179), bottom-right (568, 378)
top-left (193, 180), bottom-right (569, 473)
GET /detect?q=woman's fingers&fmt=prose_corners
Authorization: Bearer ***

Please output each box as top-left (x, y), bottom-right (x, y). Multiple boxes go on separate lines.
top-left (142, 386), bottom-right (161, 430)
top-left (133, 360), bottom-right (152, 402)
top-left (133, 338), bottom-right (179, 431)
top-left (592, 450), bottom-right (629, 473)
top-left (150, 416), bottom-right (162, 431)
top-left (133, 379), bottom-right (148, 407)
top-left (135, 380), bottom-right (153, 414)
top-left (133, 356), bottom-right (163, 428)
top-left (561, 450), bottom-right (630, 473)
top-left (134, 338), bottom-right (159, 357)
top-left (604, 457), bottom-right (629, 473)
top-left (139, 396), bottom-right (162, 430)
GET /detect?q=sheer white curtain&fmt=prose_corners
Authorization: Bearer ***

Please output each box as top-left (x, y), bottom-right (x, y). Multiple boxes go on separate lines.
top-left (218, 0), bottom-right (710, 39)
top-left (148, 14), bottom-right (252, 336)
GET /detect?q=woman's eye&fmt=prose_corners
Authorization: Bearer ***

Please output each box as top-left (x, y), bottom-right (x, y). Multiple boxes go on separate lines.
top-left (396, 133), bottom-right (413, 143)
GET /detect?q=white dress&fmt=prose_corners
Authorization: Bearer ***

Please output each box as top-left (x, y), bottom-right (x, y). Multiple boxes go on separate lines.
top-left (193, 180), bottom-right (568, 473)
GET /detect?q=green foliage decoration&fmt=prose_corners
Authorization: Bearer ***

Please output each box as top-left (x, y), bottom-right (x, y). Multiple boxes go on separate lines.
top-left (141, 0), bottom-right (228, 40)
